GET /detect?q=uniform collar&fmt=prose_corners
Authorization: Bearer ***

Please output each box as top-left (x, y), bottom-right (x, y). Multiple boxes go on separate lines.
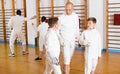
top-left (88, 28), bottom-right (95, 31)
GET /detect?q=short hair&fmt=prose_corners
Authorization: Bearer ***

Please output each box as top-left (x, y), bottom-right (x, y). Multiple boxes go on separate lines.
top-left (16, 9), bottom-right (21, 16)
top-left (48, 17), bottom-right (58, 28)
top-left (65, 2), bottom-right (74, 7)
top-left (41, 16), bottom-right (46, 22)
top-left (87, 17), bottom-right (97, 23)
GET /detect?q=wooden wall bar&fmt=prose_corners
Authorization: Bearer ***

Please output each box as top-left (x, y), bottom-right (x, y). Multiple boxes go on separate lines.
top-left (36, 0), bottom-right (40, 25)
top-left (23, 0), bottom-right (28, 44)
top-left (12, 0), bottom-right (15, 16)
top-left (51, 0), bottom-right (54, 17)
top-left (106, 0), bottom-right (108, 50)
top-left (84, 0), bottom-right (87, 29)
top-left (1, 0), bottom-right (6, 42)
top-left (106, 0), bottom-right (120, 50)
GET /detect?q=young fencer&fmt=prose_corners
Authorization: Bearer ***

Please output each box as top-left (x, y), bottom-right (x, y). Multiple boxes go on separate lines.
top-left (7, 9), bottom-right (36, 57)
top-left (79, 17), bottom-right (102, 74)
top-left (44, 17), bottom-right (61, 74)
top-left (32, 16), bottom-right (49, 60)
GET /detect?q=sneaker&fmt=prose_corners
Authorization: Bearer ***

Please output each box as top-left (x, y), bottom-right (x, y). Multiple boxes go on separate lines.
top-left (35, 57), bottom-right (42, 60)
top-left (22, 51), bottom-right (29, 55)
top-left (9, 53), bottom-right (15, 57)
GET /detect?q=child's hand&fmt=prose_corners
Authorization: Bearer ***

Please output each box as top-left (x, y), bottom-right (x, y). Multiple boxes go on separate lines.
top-left (32, 23), bottom-right (34, 26)
top-left (78, 43), bottom-right (81, 47)
top-left (84, 39), bottom-right (90, 47)
top-left (98, 55), bottom-right (101, 58)
top-left (52, 57), bottom-right (59, 65)
top-left (59, 38), bottom-right (64, 47)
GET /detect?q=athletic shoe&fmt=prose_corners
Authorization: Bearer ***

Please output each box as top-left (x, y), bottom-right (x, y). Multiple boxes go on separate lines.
top-left (22, 51), bottom-right (29, 55)
top-left (35, 57), bottom-right (42, 60)
top-left (9, 53), bottom-right (15, 57)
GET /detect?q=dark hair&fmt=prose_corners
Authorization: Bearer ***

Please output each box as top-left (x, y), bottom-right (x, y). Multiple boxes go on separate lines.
top-left (87, 17), bottom-right (97, 23)
top-left (16, 9), bottom-right (21, 16)
top-left (48, 17), bottom-right (58, 28)
top-left (41, 16), bottom-right (46, 22)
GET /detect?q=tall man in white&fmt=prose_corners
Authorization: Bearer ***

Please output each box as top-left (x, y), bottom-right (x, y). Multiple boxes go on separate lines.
top-left (8, 9), bottom-right (35, 57)
top-left (59, 2), bottom-right (79, 74)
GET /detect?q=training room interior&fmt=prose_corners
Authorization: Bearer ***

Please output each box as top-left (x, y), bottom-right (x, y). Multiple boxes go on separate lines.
top-left (0, 0), bottom-right (120, 74)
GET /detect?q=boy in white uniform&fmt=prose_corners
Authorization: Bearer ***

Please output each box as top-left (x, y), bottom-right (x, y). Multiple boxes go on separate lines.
top-left (79, 17), bottom-right (102, 74)
top-left (32, 16), bottom-right (49, 60)
top-left (8, 9), bottom-right (36, 57)
top-left (44, 17), bottom-right (61, 74)
top-left (59, 2), bottom-right (79, 74)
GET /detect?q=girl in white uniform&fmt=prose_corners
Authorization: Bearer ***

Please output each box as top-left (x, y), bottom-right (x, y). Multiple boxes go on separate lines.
top-left (32, 16), bottom-right (48, 60)
top-left (79, 17), bottom-right (102, 74)
top-left (44, 17), bottom-right (61, 74)
top-left (7, 9), bottom-right (35, 57)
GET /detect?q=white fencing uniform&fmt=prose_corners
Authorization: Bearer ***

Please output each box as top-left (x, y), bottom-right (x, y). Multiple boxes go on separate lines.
top-left (37, 22), bottom-right (48, 51)
top-left (44, 28), bottom-right (61, 74)
top-left (79, 28), bottom-right (102, 74)
top-left (7, 15), bottom-right (29, 53)
top-left (59, 12), bottom-right (79, 64)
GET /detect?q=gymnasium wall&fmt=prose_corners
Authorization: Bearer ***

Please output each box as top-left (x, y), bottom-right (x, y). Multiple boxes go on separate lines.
top-left (106, 0), bottom-right (120, 51)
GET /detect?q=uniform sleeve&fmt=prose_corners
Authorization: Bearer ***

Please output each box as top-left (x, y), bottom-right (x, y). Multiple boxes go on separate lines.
top-left (75, 15), bottom-right (80, 41)
top-left (37, 25), bottom-right (40, 32)
top-left (58, 16), bottom-right (63, 39)
top-left (7, 17), bottom-right (13, 29)
top-left (56, 30), bottom-right (64, 47)
top-left (98, 33), bottom-right (102, 57)
top-left (23, 17), bottom-right (30, 21)
top-left (45, 34), bottom-right (55, 58)
top-left (79, 32), bottom-right (85, 45)
top-left (58, 16), bottom-right (62, 32)
top-left (79, 31), bottom-right (90, 46)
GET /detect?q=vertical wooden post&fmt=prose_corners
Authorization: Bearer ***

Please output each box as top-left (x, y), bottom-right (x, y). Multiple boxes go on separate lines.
top-left (36, 0), bottom-right (40, 25)
top-left (1, 0), bottom-right (6, 42)
top-left (84, 0), bottom-right (87, 29)
top-left (51, 0), bottom-right (54, 17)
top-left (23, 0), bottom-right (28, 45)
top-left (12, 0), bottom-right (15, 16)
top-left (106, 0), bottom-right (108, 51)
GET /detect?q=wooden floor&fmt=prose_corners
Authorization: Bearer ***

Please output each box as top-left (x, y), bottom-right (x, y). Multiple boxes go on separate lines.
top-left (0, 43), bottom-right (120, 74)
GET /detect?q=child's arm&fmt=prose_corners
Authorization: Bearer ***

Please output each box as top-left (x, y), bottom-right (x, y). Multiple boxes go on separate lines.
top-left (79, 32), bottom-right (90, 46)
top-left (98, 33), bottom-right (102, 58)
top-left (7, 17), bottom-right (13, 30)
top-left (56, 30), bottom-right (64, 47)
top-left (24, 15), bottom-right (36, 21)
top-left (32, 23), bottom-right (38, 32)
top-left (45, 34), bottom-right (60, 65)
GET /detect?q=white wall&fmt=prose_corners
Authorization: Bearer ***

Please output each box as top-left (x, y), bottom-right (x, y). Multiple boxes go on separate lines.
top-left (26, 0), bottom-right (37, 46)
top-left (87, 0), bottom-right (105, 48)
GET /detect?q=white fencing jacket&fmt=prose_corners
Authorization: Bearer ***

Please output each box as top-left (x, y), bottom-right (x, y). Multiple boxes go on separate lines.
top-left (45, 28), bottom-right (60, 59)
top-left (59, 12), bottom-right (79, 42)
top-left (37, 22), bottom-right (49, 38)
top-left (7, 15), bottom-right (28, 32)
top-left (79, 28), bottom-right (102, 58)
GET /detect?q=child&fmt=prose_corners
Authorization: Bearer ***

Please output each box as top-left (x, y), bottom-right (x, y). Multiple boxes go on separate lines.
top-left (8, 9), bottom-right (36, 57)
top-left (32, 16), bottom-right (49, 60)
top-left (44, 17), bottom-right (61, 74)
top-left (79, 17), bottom-right (102, 74)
